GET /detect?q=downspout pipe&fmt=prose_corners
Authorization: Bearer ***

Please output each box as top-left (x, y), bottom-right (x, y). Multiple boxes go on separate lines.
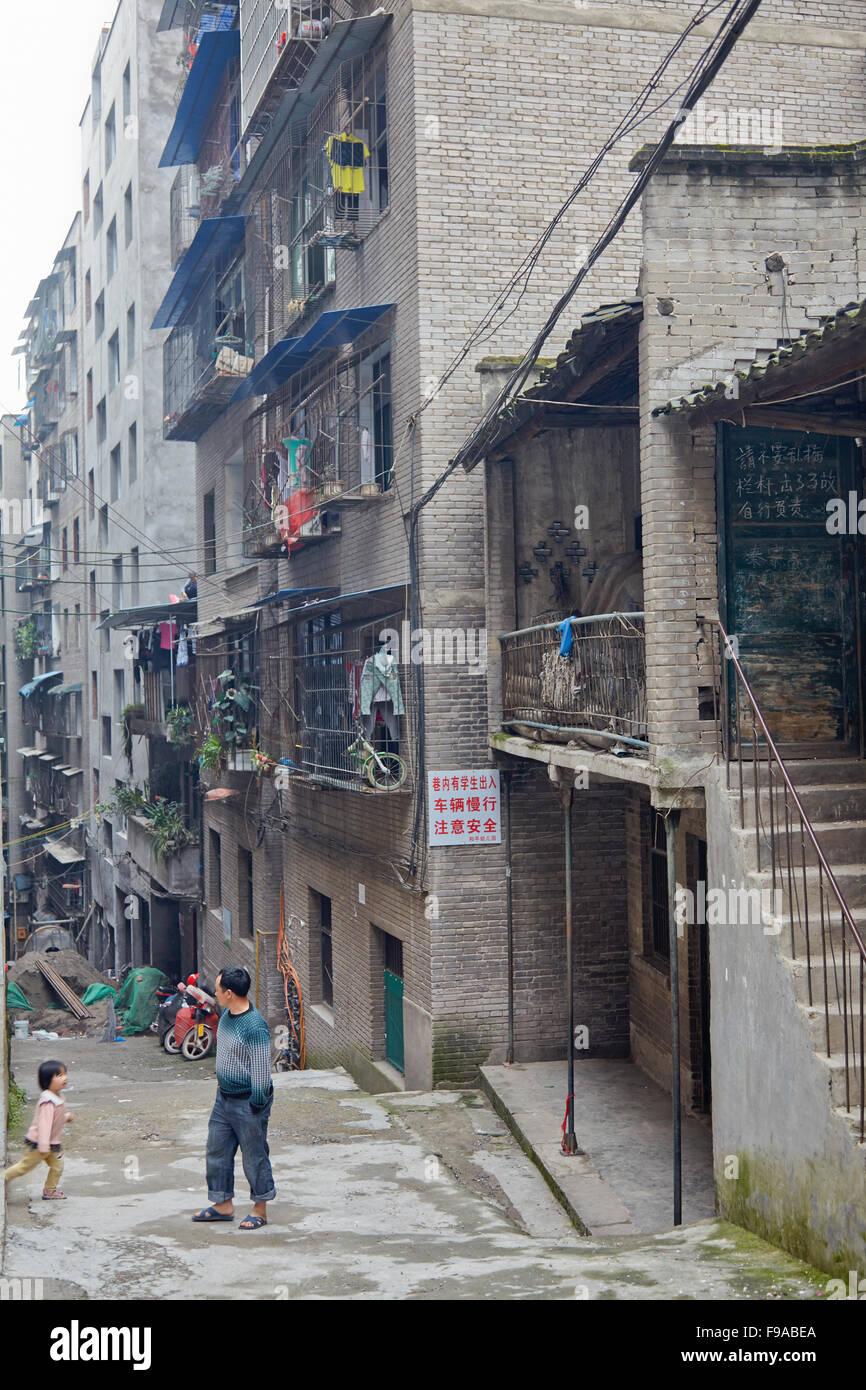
top-left (561, 781), bottom-right (583, 1155)
top-left (665, 808), bottom-right (682, 1225)
top-left (502, 770), bottom-right (514, 1064)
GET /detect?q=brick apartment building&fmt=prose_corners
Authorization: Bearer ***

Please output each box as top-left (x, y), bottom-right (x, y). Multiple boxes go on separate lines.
top-left (143, 0), bottom-right (866, 1129)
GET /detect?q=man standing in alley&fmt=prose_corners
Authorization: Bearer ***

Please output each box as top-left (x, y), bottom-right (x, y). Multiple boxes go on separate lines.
top-left (192, 966), bottom-right (275, 1231)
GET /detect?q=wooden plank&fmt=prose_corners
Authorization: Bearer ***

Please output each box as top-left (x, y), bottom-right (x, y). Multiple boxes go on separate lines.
top-left (735, 408), bottom-right (866, 436)
top-left (36, 959), bottom-right (92, 1019)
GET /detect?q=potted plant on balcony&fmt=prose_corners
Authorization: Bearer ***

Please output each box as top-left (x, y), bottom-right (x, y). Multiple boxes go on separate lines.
top-left (196, 730), bottom-right (223, 773)
top-left (165, 703), bottom-right (193, 745)
top-left (14, 617), bottom-right (37, 664)
top-left (119, 703), bottom-right (145, 766)
top-left (145, 798), bottom-right (195, 861)
top-left (212, 671), bottom-right (257, 769)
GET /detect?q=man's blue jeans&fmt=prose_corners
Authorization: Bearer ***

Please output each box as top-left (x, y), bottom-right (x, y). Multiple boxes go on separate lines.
top-left (206, 1088), bottom-right (276, 1205)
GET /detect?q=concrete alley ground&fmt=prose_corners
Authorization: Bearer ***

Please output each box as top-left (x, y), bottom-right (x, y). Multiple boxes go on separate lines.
top-left (2, 1035), bottom-right (830, 1301)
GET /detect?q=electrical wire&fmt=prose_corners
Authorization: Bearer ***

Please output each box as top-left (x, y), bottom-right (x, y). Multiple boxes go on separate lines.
top-left (421, 0), bottom-right (765, 486)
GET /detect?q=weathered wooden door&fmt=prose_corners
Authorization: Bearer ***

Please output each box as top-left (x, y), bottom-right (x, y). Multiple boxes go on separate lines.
top-left (718, 424), bottom-right (862, 757)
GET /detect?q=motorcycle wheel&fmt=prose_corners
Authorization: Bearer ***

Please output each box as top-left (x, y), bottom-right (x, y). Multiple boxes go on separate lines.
top-left (163, 1030), bottom-right (181, 1055)
top-left (181, 1025), bottom-right (214, 1060)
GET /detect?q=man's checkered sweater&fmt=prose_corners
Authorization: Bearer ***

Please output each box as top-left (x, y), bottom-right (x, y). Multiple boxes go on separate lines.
top-left (215, 1004), bottom-right (272, 1109)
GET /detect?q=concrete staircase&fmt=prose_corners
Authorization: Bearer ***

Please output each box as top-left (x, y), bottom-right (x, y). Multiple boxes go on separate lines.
top-left (728, 758), bottom-right (866, 1147)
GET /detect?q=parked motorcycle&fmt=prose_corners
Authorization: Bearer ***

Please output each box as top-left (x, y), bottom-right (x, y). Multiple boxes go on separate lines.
top-left (155, 980), bottom-right (187, 1054)
top-left (174, 978), bottom-right (219, 1060)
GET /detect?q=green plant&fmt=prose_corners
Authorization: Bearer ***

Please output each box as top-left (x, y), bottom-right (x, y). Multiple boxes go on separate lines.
top-left (211, 670), bottom-right (257, 748)
top-left (197, 730), bottom-right (223, 772)
top-left (14, 617), bottom-right (37, 663)
top-left (119, 703), bottom-right (145, 763)
top-left (146, 799), bottom-right (194, 860)
top-left (165, 703), bottom-right (193, 745)
top-left (8, 1075), bottom-right (27, 1130)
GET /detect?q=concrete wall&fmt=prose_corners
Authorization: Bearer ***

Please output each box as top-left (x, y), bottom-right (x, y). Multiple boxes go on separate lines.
top-left (79, 0), bottom-right (198, 967)
top-left (705, 768), bottom-right (866, 1276)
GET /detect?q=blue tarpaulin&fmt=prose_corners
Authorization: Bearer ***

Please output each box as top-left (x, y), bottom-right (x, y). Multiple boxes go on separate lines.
top-left (159, 30), bottom-right (240, 168)
top-left (232, 304), bottom-right (395, 402)
top-left (151, 217), bottom-right (246, 330)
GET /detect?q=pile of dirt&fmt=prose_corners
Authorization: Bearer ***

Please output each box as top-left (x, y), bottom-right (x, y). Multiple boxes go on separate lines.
top-left (8, 950), bottom-right (117, 1037)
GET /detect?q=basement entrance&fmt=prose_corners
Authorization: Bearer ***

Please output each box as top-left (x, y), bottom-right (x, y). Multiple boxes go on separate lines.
top-left (719, 422), bottom-right (862, 757)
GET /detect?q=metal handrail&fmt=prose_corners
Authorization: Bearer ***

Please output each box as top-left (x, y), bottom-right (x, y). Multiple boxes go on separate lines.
top-left (707, 618), bottom-right (865, 1138)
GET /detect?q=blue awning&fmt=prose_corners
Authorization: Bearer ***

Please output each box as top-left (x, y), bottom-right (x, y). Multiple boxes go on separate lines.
top-left (233, 303), bottom-right (395, 402)
top-left (151, 217), bottom-right (246, 329)
top-left (159, 29), bottom-right (240, 168)
top-left (19, 671), bottom-right (62, 699)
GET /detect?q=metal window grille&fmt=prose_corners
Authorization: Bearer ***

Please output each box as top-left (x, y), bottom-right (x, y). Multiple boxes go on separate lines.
top-left (245, 42), bottom-right (388, 349)
top-left (241, 0), bottom-right (354, 136)
top-left (162, 261), bottom-right (254, 440)
top-left (170, 165), bottom-right (201, 269)
top-left (197, 60), bottom-right (247, 220)
top-left (257, 609), bottom-right (416, 793)
top-left (241, 332), bottom-right (393, 555)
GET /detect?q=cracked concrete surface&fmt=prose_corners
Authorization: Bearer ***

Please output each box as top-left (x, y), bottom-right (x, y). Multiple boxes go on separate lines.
top-left (3, 1037), bottom-right (828, 1301)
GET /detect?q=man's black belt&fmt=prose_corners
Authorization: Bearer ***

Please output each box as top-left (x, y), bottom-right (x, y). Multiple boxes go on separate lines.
top-left (219, 1086), bottom-right (251, 1100)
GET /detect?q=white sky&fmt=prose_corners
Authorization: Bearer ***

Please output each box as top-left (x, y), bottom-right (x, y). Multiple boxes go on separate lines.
top-left (0, 0), bottom-right (121, 414)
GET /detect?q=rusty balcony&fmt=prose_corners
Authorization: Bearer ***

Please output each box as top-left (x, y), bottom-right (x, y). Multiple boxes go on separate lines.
top-left (500, 612), bottom-right (648, 752)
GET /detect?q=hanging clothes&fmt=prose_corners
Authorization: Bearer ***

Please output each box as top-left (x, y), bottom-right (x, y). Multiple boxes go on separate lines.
top-left (177, 627), bottom-right (190, 668)
top-left (326, 133), bottom-right (370, 195)
top-left (159, 620), bottom-right (178, 651)
top-left (359, 652), bottom-right (404, 716)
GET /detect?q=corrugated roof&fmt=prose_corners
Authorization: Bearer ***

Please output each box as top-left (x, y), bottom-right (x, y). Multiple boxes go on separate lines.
top-left (655, 299), bottom-right (866, 417)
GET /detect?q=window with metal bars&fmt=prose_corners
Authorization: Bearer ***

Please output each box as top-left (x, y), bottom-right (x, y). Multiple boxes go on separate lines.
top-left (245, 42), bottom-right (388, 351)
top-left (241, 330), bottom-right (394, 554)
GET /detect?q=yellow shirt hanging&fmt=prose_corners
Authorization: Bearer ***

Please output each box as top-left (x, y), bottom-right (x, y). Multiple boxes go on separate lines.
top-left (326, 133), bottom-right (370, 195)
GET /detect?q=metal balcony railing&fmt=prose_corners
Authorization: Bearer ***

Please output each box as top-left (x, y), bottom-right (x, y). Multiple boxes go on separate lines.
top-left (170, 165), bottom-right (201, 269)
top-left (500, 612), bottom-right (648, 751)
top-left (162, 270), bottom-right (253, 441)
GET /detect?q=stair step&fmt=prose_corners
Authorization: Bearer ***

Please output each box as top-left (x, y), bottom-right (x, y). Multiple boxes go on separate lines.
top-left (726, 758), bottom-right (866, 787)
top-left (798, 997), bottom-right (866, 1053)
top-left (816, 1051), bottom-right (866, 1110)
top-left (736, 821), bottom-right (866, 874)
top-left (752, 863), bottom-right (866, 910)
top-left (736, 783), bottom-right (866, 827)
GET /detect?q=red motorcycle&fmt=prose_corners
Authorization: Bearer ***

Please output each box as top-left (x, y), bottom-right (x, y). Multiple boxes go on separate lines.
top-left (174, 979), bottom-right (219, 1060)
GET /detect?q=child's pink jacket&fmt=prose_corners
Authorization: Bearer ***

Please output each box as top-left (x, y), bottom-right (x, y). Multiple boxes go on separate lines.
top-left (25, 1092), bottom-right (67, 1151)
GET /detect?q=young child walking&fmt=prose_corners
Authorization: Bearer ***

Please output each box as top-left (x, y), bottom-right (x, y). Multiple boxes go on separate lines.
top-left (4, 1060), bottom-right (74, 1200)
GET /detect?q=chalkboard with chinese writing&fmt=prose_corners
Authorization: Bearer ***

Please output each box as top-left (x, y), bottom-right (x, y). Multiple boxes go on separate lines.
top-left (720, 424), bottom-right (859, 754)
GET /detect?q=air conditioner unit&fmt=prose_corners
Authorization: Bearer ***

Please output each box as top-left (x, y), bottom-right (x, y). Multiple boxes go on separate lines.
top-left (299, 508), bottom-right (341, 541)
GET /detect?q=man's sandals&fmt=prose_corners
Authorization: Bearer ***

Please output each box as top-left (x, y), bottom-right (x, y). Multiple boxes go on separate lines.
top-left (191, 1206), bottom-right (267, 1229)
top-left (192, 1206), bottom-right (234, 1222)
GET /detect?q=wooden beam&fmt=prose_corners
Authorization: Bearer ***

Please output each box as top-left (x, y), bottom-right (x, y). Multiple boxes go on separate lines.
top-left (722, 407), bottom-right (866, 436)
top-left (488, 334), bottom-right (638, 461)
top-left (535, 410), bottom-right (639, 430)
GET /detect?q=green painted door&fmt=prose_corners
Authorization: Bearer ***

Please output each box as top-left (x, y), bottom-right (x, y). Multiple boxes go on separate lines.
top-left (384, 968), bottom-right (404, 1073)
top-left (719, 423), bottom-right (862, 757)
